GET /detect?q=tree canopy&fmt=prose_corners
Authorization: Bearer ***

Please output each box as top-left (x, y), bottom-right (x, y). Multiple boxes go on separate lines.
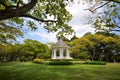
top-left (0, 21), bottom-right (23, 45)
top-left (85, 0), bottom-right (120, 32)
top-left (0, 39), bottom-right (50, 62)
top-left (69, 32), bottom-right (120, 62)
top-left (0, 0), bottom-right (74, 36)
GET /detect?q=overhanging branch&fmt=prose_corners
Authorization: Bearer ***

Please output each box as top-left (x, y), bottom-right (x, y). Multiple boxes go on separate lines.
top-left (116, 25), bottom-right (120, 28)
top-left (0, 0), bottom-right (37, 20)
top-left (103, 0), bottom-right (120, 4)
top-left (21, 14), bottom-right (57, 22)
top-left (84, 1), bottom-right (110, 13)
top-left (93, 2), bottom-right (110, 12)
top-left (111, 29), bottom-right (120, 31)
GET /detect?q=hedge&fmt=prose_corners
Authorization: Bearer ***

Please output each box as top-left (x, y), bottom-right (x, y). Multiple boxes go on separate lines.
top-left (47, 61), bottom-right (73, 65)
top-left (83, 61), bottom-right (106, 65)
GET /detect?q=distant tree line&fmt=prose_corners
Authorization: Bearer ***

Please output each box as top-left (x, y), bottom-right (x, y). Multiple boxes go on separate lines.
top-left (0, 39), bottom-right (50, 62)
top-left (68, 32), bottom-right (120, 62)
top-left (0, 31), bottom-right (120, 62)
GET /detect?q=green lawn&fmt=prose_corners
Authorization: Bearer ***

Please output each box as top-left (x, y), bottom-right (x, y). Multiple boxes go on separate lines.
top-left (0, 62), bottom-right (120, 80)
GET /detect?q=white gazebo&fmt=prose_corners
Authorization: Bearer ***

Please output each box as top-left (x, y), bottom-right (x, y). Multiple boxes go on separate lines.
top-left (52, 39), bottom-right (73, 59)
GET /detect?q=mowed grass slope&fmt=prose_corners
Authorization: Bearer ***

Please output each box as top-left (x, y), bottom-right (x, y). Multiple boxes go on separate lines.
top-left (0, 62), bottom-right (120, 80)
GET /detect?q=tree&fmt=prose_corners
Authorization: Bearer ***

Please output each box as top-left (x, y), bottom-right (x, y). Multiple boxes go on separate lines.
top-left (83, 34), bottom-right (101, 61)
top-left (85, 0), bottom-right (120, 32)
top-left (101, 36), bottom-right (120, 62)
top-left (0, 0), bottom-right (74, 36)
top-left (69, 32), bottom-right (120, 62)
top-left (70, 34), bottom-right (78, 41)
top-left (94, 3), bottom-right (120, 32)
top-left (23, 39), bottom-right (50, 59)
top-left (0, 39), bottom-right (51, 62)
top-left (0, 21), bottom-right (23, 45)
top-left (0, 44), bottom-right (15, 62)
top-left (70, 38), bottom-right (91, 60)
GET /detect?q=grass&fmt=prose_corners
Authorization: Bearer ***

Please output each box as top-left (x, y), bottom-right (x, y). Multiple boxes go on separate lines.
top-left (0, 62), bottom-right (120, 80)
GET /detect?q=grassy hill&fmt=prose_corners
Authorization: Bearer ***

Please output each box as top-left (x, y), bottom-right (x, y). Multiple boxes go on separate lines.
top-left (0, 62), bottom-right (120, 80)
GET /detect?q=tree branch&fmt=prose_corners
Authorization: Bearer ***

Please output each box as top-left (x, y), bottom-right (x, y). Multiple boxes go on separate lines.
top-left (103, 0), bottom-right (120, 4)
top-left (18, 0), bottom-right (37, 14)
top-left (21, 14), bottom-right (57, 22)
top-left (116, 25), bottom-right (120, 28)
top-left (84, 9), bottom-right (94, 13)
top-left (0, 0), bottom-right (37, 20)
top-left (84, 2), bottom-right (110, 13)
top-left (111, 29), bottom-right (120, 31)
top-left (93, 2), bottom-right (110, 12)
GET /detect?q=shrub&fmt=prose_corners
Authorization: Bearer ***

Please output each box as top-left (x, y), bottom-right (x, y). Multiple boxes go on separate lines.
top-left (83, 61), bottom-right (106, 65)
top-left (33, 58), bottom-right (44, 64)
top-left (72, 61), bottom-right (84, 64)
top-left (47, 61), bottom-right (73, 65)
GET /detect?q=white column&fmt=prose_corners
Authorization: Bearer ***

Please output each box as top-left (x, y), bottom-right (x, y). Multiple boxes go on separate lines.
top-left (53, 49), bottom-right (56, 59)
top-left (66, 48), bottom-right (70, 58)
top-left (52, 50), bottom-right (54, 57)
top-left (52, 50), bottom-right (53, 59)
top-left (60, 48), bottom-right (63, 59)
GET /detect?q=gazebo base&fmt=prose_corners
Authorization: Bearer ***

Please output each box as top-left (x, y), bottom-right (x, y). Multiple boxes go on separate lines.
top-left (52, 57), bottom-right (73, 59)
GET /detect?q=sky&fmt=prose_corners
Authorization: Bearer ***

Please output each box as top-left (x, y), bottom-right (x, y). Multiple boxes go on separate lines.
top-left (17, 1), bottom-right (96, 44)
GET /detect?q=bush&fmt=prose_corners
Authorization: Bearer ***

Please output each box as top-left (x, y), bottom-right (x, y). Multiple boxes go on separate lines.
top-left (83, 61), bottom-right (106, 65)
top-left (33, 58), bottom-right (44, 64)
top-left (47, 61), bottom-right (73, 65)
top-left (72, 61), bottom-right (84, 64)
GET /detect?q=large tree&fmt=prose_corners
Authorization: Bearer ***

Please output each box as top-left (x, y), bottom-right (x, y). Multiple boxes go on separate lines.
top-left (69, 32), bottom-right (120, 62)
top-left (0, 39), bottom-right (50, 62)
top-left (23, 39), bottom-right (50, 59)
top-left (0, 0), bottom-right (74, 36)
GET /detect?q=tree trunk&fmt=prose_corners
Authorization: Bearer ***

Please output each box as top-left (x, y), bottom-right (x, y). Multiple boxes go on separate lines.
top-left (99, 53), bottom-right (102, 61)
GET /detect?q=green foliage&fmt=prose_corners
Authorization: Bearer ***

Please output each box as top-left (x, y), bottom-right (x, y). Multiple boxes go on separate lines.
top-left (0, 0), bottom-right (74, 36)
top-left (72, 61), bottom-right (85, 64)
top-left (47, 61), bottom-right (73, 65)
top-left (0, 39), bottom-right (50, 62)
top-left (0, 21), bottom-right (23, 45)
top-left (83, 61), bottom-right (106, 65)
top-left (78, 52), bottom-right (90, 59)
top-left (33, 58), bottom-right (44, 64)
top-left (90, 0), bottom-right (120, 32)
top-left (69, 32), bottom-right (120, 62)
top-left (23, 39), bottom-right (50, 59)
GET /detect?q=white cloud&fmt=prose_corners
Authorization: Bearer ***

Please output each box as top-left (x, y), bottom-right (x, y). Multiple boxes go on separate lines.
top-left (67, 0), bottom-right (95, 38)
top-left (29, 31), bottom-right (57, 42)
top-left (74, 25), bottom-right (95, 37)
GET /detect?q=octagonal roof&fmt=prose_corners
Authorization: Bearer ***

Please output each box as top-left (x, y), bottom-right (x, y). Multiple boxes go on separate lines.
top-left (53, 39), bottom-right (69, 48)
